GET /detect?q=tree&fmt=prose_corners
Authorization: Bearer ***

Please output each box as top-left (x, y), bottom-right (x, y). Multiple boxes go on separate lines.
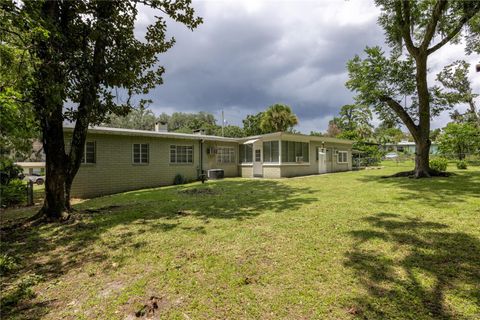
top-left (167, 112), bottom-right (217, 133)
top-left (0, 25), bottom-right (39, 159)
top-left (213, 125), bottom-right (245, 138)
top-left (325, 120), bottom-right (342, 137)
top-left (346, 0), bottom-right (480, 178)
top-left (242, 112), bottom-right (265, 136)
top-left (436, 60), bottom-right (479, 126)
top-left (332, 104), bottom-right (374, 141)
top-left (103, 101), bottom-right (156, 131)
top-left (2, 0), bottom-right (202, 219)
top-left (438, 123), bottom-right (480, 160)
top-left (259, 104), bottom-right (298, 133)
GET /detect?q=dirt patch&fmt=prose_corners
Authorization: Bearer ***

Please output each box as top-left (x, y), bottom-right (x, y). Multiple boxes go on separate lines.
top-left (179, 188), bottom-right (218, 196)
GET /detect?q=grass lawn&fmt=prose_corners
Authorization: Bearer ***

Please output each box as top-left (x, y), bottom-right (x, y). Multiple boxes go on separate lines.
top-left (1, 163), bottom-right (479, 319)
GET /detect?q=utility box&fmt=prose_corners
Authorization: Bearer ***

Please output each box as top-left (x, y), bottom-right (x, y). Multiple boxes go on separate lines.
top-left (207, 169), bottom-right (224, 179)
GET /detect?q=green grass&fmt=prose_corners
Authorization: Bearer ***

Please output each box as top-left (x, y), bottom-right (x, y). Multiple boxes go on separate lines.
top-left (1, 163), bottom-right (479, 319)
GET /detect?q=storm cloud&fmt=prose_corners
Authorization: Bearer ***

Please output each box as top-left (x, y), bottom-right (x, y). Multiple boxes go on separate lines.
top-left (138, 0), bottom-right (479, 133)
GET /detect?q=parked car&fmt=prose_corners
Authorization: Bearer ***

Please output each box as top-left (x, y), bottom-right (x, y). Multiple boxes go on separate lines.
top-left (384, 152), bottom-right (399, 159)
top-left (27, 173), bottom-right (45, 185)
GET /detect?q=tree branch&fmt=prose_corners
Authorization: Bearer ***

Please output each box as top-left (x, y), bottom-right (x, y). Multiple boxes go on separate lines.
top-left (396, 0), bottom-right (418, 56)
top-left (420, 0), bottom-right (448, 51)
top-left (427, 6), bottom-right (480, 55)
top-left (380, 96), bottom-right (419, 137)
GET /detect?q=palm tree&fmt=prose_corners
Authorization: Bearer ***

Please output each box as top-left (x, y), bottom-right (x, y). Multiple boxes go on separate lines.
top-left (260, 104), bottom-right (299, 133)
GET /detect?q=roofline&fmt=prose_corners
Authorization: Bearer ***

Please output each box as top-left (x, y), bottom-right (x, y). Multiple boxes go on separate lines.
top-left (238, 132), bottom-right (353, 144)
top-left (63, 126), bottom-right (353, 144)
top-left (63, 126), bottom-right (239, 142)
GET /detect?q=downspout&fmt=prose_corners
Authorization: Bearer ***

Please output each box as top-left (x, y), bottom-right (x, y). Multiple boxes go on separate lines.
top-left (199, 139), bottom-right (204, 177)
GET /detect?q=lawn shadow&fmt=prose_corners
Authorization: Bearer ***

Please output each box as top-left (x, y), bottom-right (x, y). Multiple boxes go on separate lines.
top-left (357, 170), bottom-right (480, 206)
top-left (0, 178), bottom-right (317, 318)
top-left (345, 212), bottom-right (480, 319)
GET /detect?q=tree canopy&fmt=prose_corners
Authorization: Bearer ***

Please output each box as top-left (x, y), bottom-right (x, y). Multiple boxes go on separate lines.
top-left (346, 0), bottom-right (480, 177)
top-left (1, 0), bottom-right (202, 218)
top-left (438, 122), bottom-right (480, 160)
top-left (259, 104), bottom-right (298, 133)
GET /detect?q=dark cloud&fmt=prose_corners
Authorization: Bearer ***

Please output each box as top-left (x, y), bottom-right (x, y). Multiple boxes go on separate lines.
top-left (138, 1), bottom-right (386, 132)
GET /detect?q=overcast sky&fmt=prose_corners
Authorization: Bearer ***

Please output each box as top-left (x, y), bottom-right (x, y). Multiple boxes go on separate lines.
top-left (138, 0), bottom-right (480, 133)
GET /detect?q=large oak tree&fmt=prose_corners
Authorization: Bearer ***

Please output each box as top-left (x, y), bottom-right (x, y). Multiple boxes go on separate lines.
top-left (346, 0), bottom-right (480, 178)
top-left (1, 0), bottom-right (202, 219)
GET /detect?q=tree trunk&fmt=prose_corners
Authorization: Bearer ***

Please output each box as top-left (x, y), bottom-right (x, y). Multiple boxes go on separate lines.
top-left (414, 136), bottom-right (431, 178)
top-left (40, 109), bottom-right (67, 219)
top-left (413, 53), bottom-right (431, 178)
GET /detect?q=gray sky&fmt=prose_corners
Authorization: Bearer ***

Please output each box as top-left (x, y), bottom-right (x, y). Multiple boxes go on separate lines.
top-left (138, 0), bottom-right (480, 133)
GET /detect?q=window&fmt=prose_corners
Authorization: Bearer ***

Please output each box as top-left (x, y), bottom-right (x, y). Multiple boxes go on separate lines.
top-left (170, 145), bottom-right (193, 164)
top-left (281, 141), bottom-right (309, 162)
top-left (133, 144), bottom-right (149, 164)
top-left (217, 147), bottom-right (235, 163)
top-left (239, 144), bottom-right (253, 163)
top-left (255, 149), bottom-right (261, 162)
top-left (262, 141), bottom-right (279, 163)
top-left (82, 141), bottom-right (96, 164)
top-left (337, 151), bottom-right (348, 163)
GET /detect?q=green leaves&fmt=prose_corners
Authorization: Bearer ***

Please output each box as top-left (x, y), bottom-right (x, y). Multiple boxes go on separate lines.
top-left (259, 104), bottom-right (299, 133)
top-left (346, 46), bottom-right (416, 119)
top-left (438, 122), bottom-right (480, 159)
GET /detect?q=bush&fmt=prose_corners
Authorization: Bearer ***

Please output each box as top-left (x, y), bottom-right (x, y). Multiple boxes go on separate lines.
top-left (173, 174), bottom-right (186, 185)
top-left (0, 159), bottom-right (23, 186)
top-left (456, 160), bottom-right (468, 170)
top-left (0, 179), bottom-right (26, 207)
top-left (429, 158), bottom-right (448, 172)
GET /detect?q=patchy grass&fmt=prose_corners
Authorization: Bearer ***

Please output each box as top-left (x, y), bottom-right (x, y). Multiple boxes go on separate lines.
top-left (0, 163), bottom-right (479, 319)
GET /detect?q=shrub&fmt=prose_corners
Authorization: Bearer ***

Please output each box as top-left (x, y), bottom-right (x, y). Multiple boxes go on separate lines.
top-left (456, 160), bottom-right (468, 170)
top-left (173, 174), bottom-right (186, 185)
top-left (0, 159), bottom-right (23, 186)
top-left (429, 158), bottom-right (448, 172)
top-left (0, 179), bottom-right (26, 207)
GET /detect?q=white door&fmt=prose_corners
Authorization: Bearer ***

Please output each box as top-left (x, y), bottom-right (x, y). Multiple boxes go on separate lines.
top-left (318, 150), bottom-right (327, 174)
top-left (253, 141), bottom-right (263, 177)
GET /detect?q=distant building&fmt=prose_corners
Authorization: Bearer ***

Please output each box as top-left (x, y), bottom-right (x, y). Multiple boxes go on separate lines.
top-left (381, 140), bottom-right (439, 155)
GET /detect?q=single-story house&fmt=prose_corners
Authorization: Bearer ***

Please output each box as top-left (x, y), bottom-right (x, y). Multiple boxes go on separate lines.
top-left (64, 126), bottom-right (353, 198)
top-left (382, 140), bottom-right (439, 155)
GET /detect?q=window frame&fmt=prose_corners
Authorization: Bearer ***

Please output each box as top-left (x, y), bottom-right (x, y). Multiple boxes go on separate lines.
top-left (170, 144), bottom-right (194, 164)
top-left (281, 141), bottom-right (309, 163)
top-left (262, 140), bottom-right (279, 163)
top-left (132, 143), bottom-right (149, 164)
top-left (216, 146), bottom-right (236, 164)
top-left (239, 144), bottom-right (253, 163)
top-left (337, 151), bottom-right (348, 164)
top-left (82, 141), bottom-right (96, 164)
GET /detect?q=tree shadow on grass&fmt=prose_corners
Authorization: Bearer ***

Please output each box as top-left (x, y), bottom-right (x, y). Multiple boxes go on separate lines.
top-left (0, 179), bottom-right (317, 319)
top-left (345, 212), bottom-right (480, 319)
top-left (357, 170), bottom-right (480, 206)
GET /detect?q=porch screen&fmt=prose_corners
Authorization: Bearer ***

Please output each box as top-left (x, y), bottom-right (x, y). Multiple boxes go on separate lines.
top-left (262, 141), bottom-right (279, 163)
top-left (281, 141), bottom-right (309, 162)
top-left (239, 144), bottom-right (253, 163)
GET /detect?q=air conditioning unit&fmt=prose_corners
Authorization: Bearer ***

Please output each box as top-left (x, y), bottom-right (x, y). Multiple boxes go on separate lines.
top-left (296, 156), bottom-right (303, 163)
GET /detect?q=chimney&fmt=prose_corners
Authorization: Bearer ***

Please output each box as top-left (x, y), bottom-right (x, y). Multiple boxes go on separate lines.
top-left (154, 121), bottom-right (168, 132)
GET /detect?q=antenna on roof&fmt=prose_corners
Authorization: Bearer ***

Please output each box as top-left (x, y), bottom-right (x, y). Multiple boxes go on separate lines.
top-left (221, 109), bottom-right (225, 137)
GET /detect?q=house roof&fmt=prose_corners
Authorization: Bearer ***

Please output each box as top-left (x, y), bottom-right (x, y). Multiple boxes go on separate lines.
top-left (63, 126), bottom-right (239, 142)
top-left (63, 126), bottom-right (353, 145)
top-left (238, 132), bottom-right (354, 145)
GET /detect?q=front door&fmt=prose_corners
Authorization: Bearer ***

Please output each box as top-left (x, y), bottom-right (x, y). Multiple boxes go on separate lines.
top-left (318, 149), bottom-right (327, 173)
top-left (253, 142), bottom-right (263, 177)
